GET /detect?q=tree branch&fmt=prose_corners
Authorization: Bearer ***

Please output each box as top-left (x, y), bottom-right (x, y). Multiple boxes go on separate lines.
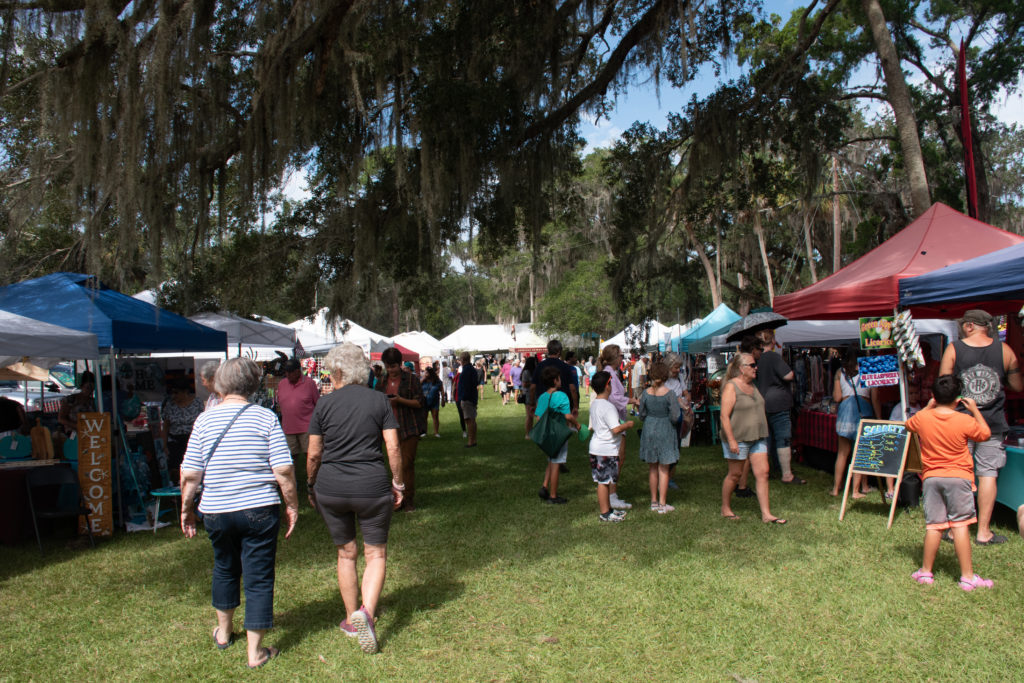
top-left (907, 19), bottom-right (956, 53)
top-left (519, 0), bottom-right (674, 144)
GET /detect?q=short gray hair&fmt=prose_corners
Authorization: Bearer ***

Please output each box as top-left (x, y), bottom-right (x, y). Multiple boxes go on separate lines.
top-left (663, 352), bottom-right (681, 368)
top-left (323, 342), bottom-right (370, 385)
top-left (200, 361), bottom-right (220, 381)
top-left (214, 357), bottom-right (263, 397)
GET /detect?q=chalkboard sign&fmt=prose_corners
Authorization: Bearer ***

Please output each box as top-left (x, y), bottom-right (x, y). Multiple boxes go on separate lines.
top-left (840, 419), bottom-right (918, 528)
top-left (851, 420), bottom-right (911, 477)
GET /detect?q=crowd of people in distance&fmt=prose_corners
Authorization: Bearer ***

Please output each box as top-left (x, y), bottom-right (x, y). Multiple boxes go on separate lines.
top-left (162, 307), bottom-right (1020, 667)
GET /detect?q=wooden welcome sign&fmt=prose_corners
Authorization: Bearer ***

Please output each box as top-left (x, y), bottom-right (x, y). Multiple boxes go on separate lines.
top-left (839, 419), bottom-right (918, 529)
top-left (77, 412), bottom-right (113, 537)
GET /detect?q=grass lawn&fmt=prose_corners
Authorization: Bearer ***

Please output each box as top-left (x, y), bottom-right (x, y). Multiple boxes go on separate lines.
top-left (3, 389), bottom-right (1024, 681)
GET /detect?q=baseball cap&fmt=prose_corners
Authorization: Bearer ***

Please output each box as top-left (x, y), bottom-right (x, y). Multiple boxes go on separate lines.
top-left (283, 358), bottom-right (301, 372)
top-left (957, 309), bottom-right (993, 327)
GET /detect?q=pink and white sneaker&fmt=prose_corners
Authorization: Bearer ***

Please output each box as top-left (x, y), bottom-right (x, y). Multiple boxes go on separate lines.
top-left (351, 606), bottom-right (379, 653)
top-left (339, 618), bottom-right (358, 637)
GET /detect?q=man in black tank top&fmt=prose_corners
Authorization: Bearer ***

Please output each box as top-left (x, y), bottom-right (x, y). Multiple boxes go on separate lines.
top-left (939, 309), bottom-right (1022, 545)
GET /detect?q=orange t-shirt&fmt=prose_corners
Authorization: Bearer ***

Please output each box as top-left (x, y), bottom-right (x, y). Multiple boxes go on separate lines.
top-left (905, 409), bottom-right (991, 480)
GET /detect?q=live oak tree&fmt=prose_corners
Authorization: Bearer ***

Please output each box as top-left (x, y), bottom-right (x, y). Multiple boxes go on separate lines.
top-left (0, 0), bottom-right (753, 319)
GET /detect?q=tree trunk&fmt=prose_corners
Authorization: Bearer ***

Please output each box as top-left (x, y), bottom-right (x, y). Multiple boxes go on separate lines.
top-left (862, 0), bottom-right (931, 217)
top-left (715, 227), bottom-right (723, 304)
top-left (752, 209), bottom-right (775, 305)
top-left (683, 220), bottom-right (721, 307)
top-left (973, 130), bottom-right (991, 224)
top-left (391, 283), bottom-right (400, 336)
top-left (803, 204), bottom-right (818, 283)
top-left (832, 155), bottom-right (841, 273)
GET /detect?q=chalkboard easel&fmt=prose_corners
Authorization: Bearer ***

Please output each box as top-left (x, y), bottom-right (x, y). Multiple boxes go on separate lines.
top-left (839, 419), bottom-right (918, 528)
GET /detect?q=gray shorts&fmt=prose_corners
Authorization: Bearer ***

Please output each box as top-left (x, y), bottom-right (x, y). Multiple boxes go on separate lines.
top-left (922, 477), bottom-right (977, 530)
top-left (969, 436), bottom-right (1005, 477)
top-left (461, 401), bottom-right (478, 419)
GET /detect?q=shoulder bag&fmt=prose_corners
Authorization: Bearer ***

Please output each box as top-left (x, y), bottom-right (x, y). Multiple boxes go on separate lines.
top-left (529, 393), bottom-right (573, 458)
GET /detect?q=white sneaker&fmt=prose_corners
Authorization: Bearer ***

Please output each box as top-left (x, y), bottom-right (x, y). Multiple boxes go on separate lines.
top-left (657, 503), bottom-right (675, 514)
top-left (599, 510), bottom-right (626, 523)
top-left (462, 431), bottom-right (468, 438)
top-left (610, 494), bottom-right (632, 510)
top-left (434, 433), bottom-right (441, 438)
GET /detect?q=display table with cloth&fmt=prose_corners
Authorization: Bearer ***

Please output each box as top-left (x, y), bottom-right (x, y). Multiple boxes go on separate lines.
top-left (794, 410), bottom-right (837, 453)
top-left (0, 459), bottom-right (68, 544)
top-left (998, 446), bottom-right (1024, 512)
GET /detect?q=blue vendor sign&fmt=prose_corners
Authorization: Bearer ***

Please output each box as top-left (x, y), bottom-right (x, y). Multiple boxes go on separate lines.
top-left (857, 354), bottom-right (899, 387)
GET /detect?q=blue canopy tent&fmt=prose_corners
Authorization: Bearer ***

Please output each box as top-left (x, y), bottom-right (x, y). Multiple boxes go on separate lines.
top-left (898, 242), bottom-right (1024, 318)
top-left (672, 304), bottom-right (741, 353)
top-left (0, 273), bottom-right (226, 354)
top-left (0, 273), bottom-right (226, 532)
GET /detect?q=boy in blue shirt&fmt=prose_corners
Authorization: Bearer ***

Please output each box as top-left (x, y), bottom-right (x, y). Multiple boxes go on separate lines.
top-left (536, 366), bottom-right (579, 504)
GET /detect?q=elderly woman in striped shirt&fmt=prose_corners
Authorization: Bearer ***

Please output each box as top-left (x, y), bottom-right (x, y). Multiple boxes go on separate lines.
top-left (180, 358), bottom-right (299, 670)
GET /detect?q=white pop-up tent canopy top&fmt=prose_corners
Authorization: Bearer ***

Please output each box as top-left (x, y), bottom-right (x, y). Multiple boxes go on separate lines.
top-left (391, 331), bottom-right (444, 359)
top-left (289, 309), bottom-right (391, 355)
top-left (0, 309), bottom-right (100, 367)
top-left (600, 321), bottom-right (672, 352)
top-left (439, 325), bottom-right (516, 353)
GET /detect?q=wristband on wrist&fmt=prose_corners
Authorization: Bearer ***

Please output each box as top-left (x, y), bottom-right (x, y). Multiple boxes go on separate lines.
top-left (392, 479), bottom-right (406, 491)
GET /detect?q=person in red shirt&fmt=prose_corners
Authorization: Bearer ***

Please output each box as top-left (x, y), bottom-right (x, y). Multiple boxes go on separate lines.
top-left (277, 358), bottom-right (320, 461)
top-left (906, 375), bottom-right (993, 591)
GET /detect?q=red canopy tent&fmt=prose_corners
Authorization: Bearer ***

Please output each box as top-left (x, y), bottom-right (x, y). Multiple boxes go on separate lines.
top-left (370, 342), bottom-right (419, 363)
top-left (773, 203), bottom-right (1024, 320)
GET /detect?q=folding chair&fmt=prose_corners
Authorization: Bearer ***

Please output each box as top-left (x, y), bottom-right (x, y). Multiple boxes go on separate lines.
top-left (25, 465), bottom-right (96, 553)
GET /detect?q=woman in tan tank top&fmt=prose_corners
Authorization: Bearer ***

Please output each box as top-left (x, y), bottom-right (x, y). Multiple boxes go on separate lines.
top-left (719, 353), bottom-right (786, 524)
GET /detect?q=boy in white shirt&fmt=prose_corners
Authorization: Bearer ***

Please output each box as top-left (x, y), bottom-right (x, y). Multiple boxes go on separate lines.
top-left (589, 371), bottom-right (635, 522)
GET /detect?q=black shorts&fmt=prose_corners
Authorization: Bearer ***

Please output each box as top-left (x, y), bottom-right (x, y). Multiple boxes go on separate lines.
top-left (314, 490), bottom-right (393, 546)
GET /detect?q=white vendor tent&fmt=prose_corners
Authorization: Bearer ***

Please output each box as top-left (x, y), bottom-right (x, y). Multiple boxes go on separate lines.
top-left (600, 321), bottom-right (671, 352)
top-left (289, 309), bottom-right (390, 355)
top-left (391, 331), bottom-right (445, 359)
top-left (510, 323), bottom-right (548, 353)
top-left (0, 309), bottom-right (99, 367)
top-left (440, 325), bottom-right (516, 353)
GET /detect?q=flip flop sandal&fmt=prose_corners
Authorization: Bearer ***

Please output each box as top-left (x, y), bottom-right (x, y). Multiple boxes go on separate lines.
top-left (247, 646), bottom-right (280, 669)
top-left (212, 627), bottom-right (234, 650)
top-left (722, 514), bottom-right (740, 520)
top-left (911, 569), bottom-right (934, 585)
top-left (975, 534), bottom-right (1008, 546)
top-left (781, 476), bottom-right (806, 485)
top-left (764, 518), bottom-right (788, 525)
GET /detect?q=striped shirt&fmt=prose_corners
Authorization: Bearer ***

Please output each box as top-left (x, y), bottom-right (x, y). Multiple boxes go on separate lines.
top-left (181, 403), bottom-right (292, 514)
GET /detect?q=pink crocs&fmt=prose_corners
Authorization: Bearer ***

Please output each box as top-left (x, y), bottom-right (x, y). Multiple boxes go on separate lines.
top-left (911, 569), bottom-right (934, 585)
top-left (958, 574), bottom-right (994, 592)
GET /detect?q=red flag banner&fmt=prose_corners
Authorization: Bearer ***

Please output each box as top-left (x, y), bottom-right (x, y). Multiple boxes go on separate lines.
top-left (958, 39), bottom-right (978, 219)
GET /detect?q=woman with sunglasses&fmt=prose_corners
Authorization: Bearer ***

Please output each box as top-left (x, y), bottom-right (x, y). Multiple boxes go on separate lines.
top-left (719, 352), bottom-right (786, 524)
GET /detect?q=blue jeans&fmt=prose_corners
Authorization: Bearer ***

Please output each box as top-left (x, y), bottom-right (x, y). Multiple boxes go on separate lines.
top-left (204, 505), bottom-right (280, 630)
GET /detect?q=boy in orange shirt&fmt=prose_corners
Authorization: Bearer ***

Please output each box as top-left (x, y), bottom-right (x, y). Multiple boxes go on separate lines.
top-left (906, 375), bottom-right (993, 591)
